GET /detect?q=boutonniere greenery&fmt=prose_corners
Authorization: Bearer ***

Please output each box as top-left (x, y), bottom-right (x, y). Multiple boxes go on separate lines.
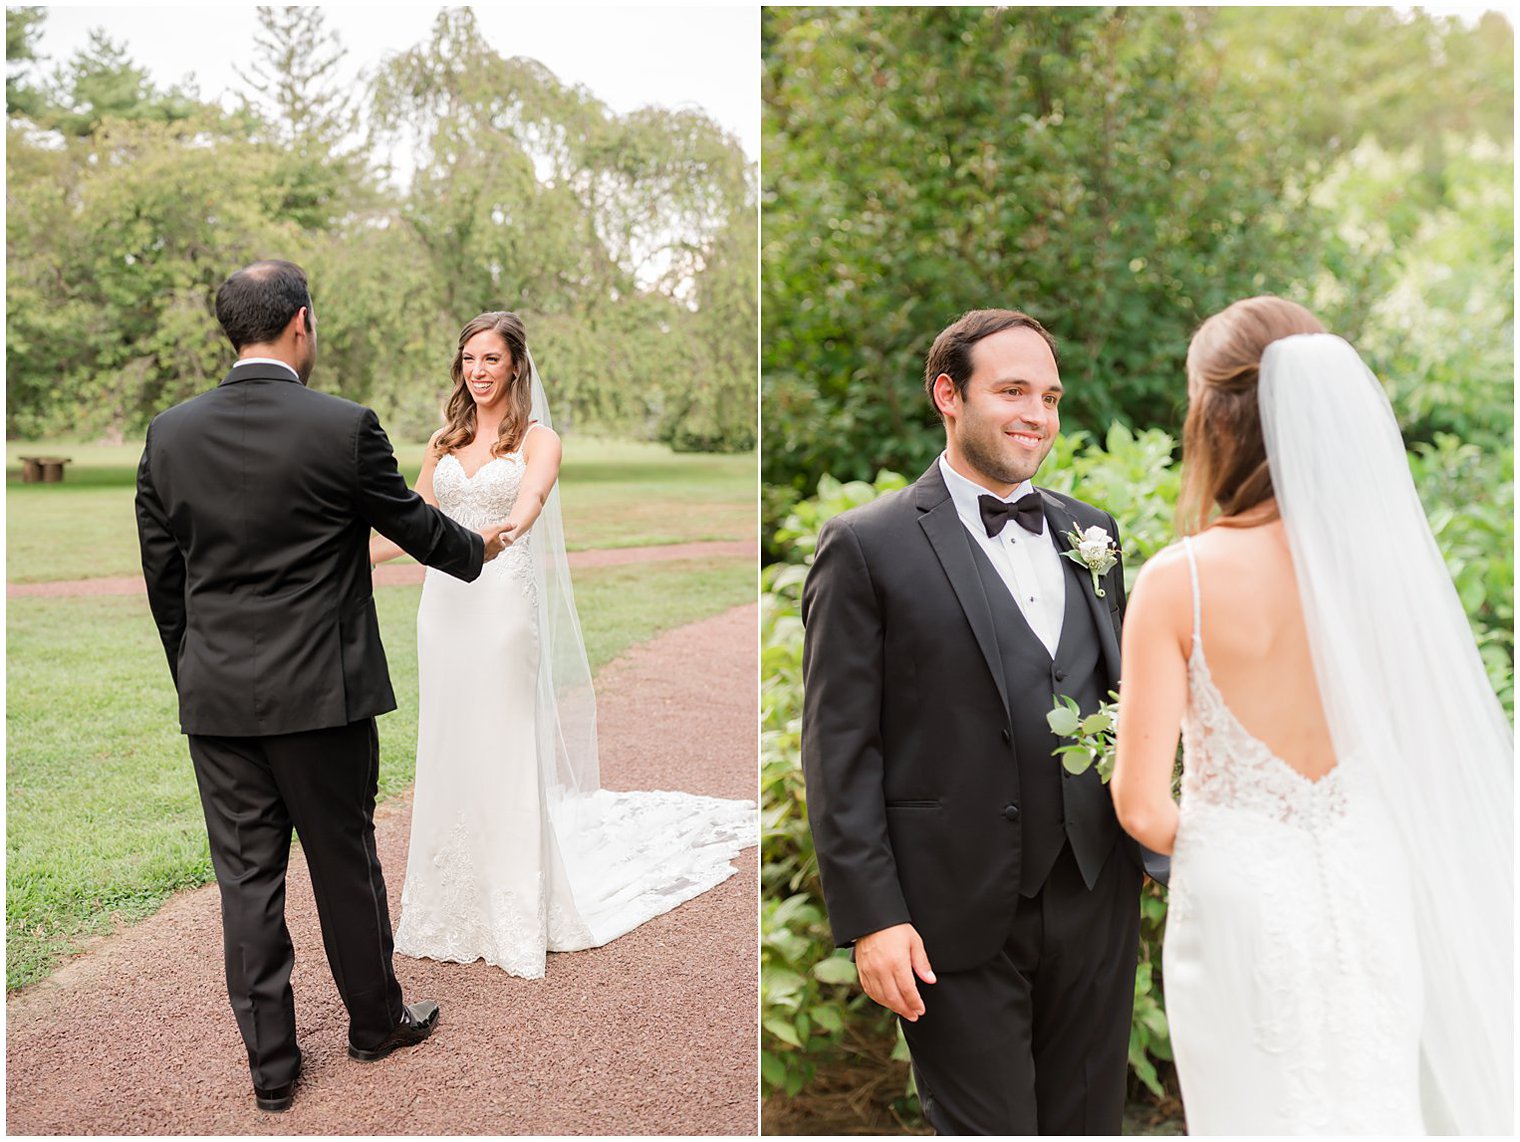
top-left (1060, 524), bottom-right (1119, 597)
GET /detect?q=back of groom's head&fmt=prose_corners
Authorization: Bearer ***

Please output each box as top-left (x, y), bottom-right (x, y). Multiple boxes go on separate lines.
top-left (923, 308), bottom-right (1059, 420)
top-left (215, 260), bottom-right (313, 350)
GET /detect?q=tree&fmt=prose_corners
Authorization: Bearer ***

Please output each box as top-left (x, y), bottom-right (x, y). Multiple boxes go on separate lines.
top-left (1203, 6), bottom-right (1513, 213)
top-left (5, 7), bottom-right (756, 452)
top-left (762, 6), bottom-right (1325, 502)
top-left (44, 29), bottom-right (200, 137)
top-left (368, 8), bottom-right (755, 448)
top-left (235, 5), bottom-right (372, 228)
top-left (6, 6), bottom-right (48, 120)
top-left (6, 112), bottom-right (301, 438)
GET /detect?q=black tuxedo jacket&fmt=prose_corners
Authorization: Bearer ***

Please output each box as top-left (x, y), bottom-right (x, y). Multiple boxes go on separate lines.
top-left (135, 361), bottom-right (485, 737)
top-left (801, 460), bottom-right (1152, 972)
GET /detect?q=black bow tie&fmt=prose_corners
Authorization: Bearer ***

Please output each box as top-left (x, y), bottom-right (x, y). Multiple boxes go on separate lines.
top-left (979, 492), bottom-right (1046, 538)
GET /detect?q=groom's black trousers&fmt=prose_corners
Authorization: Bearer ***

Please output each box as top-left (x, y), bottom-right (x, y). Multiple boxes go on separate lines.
top-left (900, 842), bottom-right (1142, 1135)
top-left (187, 718), bottom-right (406, 1089)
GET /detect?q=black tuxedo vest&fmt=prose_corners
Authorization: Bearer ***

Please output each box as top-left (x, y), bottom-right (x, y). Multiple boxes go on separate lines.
top-left (965, 536), bottom-right (1106, 895)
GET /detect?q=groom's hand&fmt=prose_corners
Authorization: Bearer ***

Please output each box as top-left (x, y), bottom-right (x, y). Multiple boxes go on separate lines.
top-left (856, 922), bottom-right (936, 1022)
top-left (478, 524), bottom-right (512, 560)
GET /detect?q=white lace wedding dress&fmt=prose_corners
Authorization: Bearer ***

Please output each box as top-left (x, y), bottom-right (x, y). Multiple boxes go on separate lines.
top-left (392, 443), bottom-right (756, 979)
top-left (1163, 538), bottom-right (1425, 1135)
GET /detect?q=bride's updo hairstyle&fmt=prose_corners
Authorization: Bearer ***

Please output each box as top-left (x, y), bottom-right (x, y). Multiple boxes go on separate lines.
top-left (434, 311), bottom-right (535, 459)
top-left (1177, 295), bottom-right (1326, 534)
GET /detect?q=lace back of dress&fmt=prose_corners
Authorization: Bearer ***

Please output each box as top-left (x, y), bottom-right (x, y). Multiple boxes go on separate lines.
top-left (1179, 537), bottom-right (1347, 830)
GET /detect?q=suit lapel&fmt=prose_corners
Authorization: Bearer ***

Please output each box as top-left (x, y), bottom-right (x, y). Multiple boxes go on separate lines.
top-left (915, 464), bottom-right (1011, 720)
top-left (1041, 491), bottom-right (1122, 683)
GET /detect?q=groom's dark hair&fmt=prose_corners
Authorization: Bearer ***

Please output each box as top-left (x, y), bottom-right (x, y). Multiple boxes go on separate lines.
top-left (924, 309), bottom-right (1059, 419)
top-left (215, 260), bottom-right (314, 350)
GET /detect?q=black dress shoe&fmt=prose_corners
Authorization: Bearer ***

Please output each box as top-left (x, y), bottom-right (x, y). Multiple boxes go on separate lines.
top-left (253, 1058), bottom-right (301, 1112)
top-left (348, 1000), bottom-right (440, 1062)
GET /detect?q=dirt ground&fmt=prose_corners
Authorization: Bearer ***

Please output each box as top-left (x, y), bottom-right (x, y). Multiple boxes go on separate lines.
top-left (5, 603), bottom-right (759, 1136)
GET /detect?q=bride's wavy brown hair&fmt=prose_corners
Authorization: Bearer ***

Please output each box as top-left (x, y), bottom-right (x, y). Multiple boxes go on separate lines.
top-left (1177, 296), bottom-right (1327, 535)
top-left (433, 311), bottom-right (534, 459)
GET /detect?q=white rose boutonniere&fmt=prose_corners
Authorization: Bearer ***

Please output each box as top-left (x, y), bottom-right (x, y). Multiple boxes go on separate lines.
top-left (1060, 524), bottom-right (1119, 597)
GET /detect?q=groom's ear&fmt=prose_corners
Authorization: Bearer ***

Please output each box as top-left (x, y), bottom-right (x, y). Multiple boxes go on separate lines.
top-left (931, 373), bottom-right (959, 419)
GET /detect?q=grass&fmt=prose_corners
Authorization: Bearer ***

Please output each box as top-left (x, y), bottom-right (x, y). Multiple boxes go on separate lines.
top-left (5, 438), bottom-right (755, 582)
top-left (6, 555), bottom-right (753, 991)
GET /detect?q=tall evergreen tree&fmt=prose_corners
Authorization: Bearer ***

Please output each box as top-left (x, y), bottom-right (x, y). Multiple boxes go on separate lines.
top-left (6, 6), bottom-right (48, 120)
top-left (235, 5), bottom-right (371, 228)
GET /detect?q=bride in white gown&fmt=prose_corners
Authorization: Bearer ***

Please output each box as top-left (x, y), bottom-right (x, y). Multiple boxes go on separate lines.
top-left (1111, 296), bottom-right (1512, 1134)
top-left (370, 311), bottom-right (755, 979)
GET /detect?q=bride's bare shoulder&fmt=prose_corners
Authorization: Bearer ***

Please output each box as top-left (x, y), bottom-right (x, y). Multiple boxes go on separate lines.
top-left (1130, 541), bottom-right (1192, 609)
top-left (520, 422), bottom-right (562, 468)
top-left (1137, 539), bottom-right (1191, 580)
top-left (523, 421), bottom-right (560, 446)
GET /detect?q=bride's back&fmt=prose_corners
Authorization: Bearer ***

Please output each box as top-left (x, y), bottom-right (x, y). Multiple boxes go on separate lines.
top-left (1186, 518), bottom-right (1338, 781)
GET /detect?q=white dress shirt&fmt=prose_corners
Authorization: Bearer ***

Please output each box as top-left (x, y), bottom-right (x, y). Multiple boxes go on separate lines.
top-left (938, 452), bottom-right (1066, 656)
top-left (236, 356), bottom-right (300, 379)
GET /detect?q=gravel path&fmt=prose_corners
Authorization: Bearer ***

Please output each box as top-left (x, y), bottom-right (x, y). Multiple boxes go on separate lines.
top-left (7, 540), bottom-right (757, 598)
top-left (5, 604), bottom-right (759, 1135)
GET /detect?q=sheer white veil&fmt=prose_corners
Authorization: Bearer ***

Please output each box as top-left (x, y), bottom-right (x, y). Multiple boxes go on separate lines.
top-left (523, 349), bottom-right (601, 806)
top-left (1259, 333), bottom-right (1513, 1134)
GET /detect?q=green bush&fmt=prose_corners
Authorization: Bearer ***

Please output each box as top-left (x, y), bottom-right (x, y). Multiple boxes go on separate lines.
top-left (760, 473), bottom-right (907, 1101)
top-left (1410, 435), bottom-right (1516, 711)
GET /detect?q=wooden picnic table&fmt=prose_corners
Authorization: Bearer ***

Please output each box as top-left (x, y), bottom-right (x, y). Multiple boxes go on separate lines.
top-left (17, 456), bottom-right (72, 483)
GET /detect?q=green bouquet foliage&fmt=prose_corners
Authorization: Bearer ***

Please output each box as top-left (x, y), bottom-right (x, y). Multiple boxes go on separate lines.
top-left (1046, 692), bottom-right (1120, 782)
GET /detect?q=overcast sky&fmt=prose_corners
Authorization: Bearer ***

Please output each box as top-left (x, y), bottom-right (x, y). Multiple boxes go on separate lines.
top-left (31, 3), bottom-right (760, 161)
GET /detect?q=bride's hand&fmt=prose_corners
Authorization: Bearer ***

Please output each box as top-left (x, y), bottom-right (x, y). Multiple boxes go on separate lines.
top-left (479, 524), bottom-right (511, 561)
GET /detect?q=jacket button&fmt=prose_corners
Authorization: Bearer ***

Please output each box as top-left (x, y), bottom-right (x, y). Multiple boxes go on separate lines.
top-left (1054, 669), bottom-right (1067, 682)
top-left (1001, 728), bottom-right (1011, 744)
top-left (1002, 803), bottom-right (1020, 822)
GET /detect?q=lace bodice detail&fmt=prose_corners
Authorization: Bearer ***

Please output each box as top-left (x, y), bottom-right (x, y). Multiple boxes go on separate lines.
top-left (432, 450), bottom-right (534, 598)
top-left (433, 450), bottom-right (526, 529)
top-left (1178, 539), bottom-right (1348, 831)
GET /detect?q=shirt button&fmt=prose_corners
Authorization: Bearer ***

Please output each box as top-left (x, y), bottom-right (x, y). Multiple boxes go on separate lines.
top-left (1002, 804), bottom-right (1021, 822)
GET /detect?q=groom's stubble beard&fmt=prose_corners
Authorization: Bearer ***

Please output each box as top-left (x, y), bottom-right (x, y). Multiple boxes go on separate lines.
top-left (953, 400), bottom-right (1055, 488)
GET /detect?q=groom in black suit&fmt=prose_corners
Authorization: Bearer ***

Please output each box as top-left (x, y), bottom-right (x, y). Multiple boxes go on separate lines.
top-left (801, 309), bottom-right (1158, 1134)
top-left (135, 260), bottom-right (508, 1111)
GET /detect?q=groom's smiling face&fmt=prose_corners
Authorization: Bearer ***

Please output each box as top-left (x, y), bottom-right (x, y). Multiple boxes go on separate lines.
top-left (940, 326), bottom-right (1062, 492)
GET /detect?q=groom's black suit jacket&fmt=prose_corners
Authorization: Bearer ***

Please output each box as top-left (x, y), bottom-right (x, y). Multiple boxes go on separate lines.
top-left (801, 460), bottom-right (1153, 974)
top-left (136, 360), bottom-right (485, 737)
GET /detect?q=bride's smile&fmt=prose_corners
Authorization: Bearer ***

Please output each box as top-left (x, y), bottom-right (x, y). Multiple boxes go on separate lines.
top-left (460, 329), bottom-right (514, 408)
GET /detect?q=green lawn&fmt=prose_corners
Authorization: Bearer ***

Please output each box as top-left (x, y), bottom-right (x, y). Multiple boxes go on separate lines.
top-left (6, 438), bottom-right (755, 582)
top-left (6, 556), bottom-right (753, 991)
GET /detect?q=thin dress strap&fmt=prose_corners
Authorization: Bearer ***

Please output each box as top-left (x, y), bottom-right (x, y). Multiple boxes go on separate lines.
top-left (508, 421), bottom-right (544, 456)
top-left (1181, 536), bottom-right (1202, 650)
